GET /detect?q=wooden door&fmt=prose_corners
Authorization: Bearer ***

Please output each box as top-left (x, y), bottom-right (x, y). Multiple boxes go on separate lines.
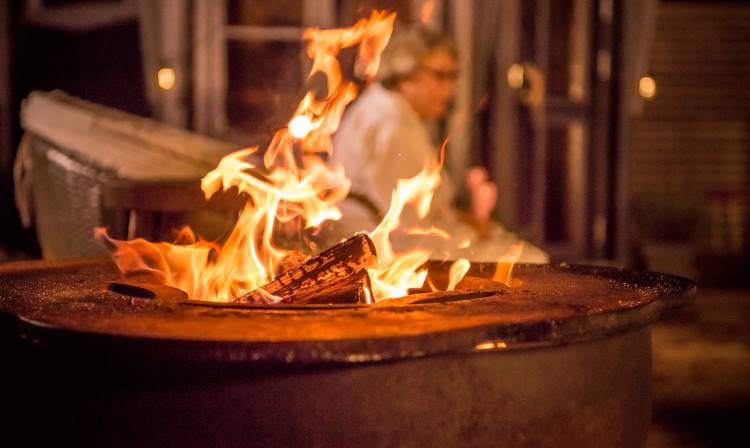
top-left (486, 0), bottom-right (620, 261)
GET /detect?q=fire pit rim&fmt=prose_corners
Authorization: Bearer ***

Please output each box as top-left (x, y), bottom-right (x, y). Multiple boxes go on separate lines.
top-left (0, 257), bottom-right (696, 366)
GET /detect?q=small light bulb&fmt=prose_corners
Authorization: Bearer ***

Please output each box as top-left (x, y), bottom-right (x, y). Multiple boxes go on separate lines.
top-left (157, 67), bottom-right (176, 90)
top-left (288, 115), bottom-right (313, 139)
top-left (639, 76), bottom-right (656, 99)
top-left (507, 63), bottom-right (524, 89)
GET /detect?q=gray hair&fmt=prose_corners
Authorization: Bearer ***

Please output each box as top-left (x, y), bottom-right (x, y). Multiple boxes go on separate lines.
top-left (377, 23), bottom-right (457, 88)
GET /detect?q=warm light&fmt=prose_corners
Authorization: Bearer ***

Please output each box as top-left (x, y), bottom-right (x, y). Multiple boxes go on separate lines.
top-left (447, 258), bottom-right (470, 291)
top-left (288, 115), bottom-right (313, 139)
top-left (96, 11), bottom-right (477, 304)
top-left (474, 340), bottom-right (507, 350)
top-left (98, 11), bottom-right (397, 302)
top-left (419, 0), bottom-right (435, 24)
top-left (366, 162), bottom-right (442, 299)
top-left (507, 63), bottom-right (524, 89)
top-left (405, 226), bottom-right (451, 240)
top-left (493, 242), bottom-right (524, 286)
top-left (638, 76), bottom-right (656, 99)
top-left (157, 67), bottom-right (176, 90)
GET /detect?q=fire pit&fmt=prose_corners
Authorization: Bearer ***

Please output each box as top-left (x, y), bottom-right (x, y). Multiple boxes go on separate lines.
top-left (1, 11), bottom-right (696, 447)
top-left (0, 257), bottom-right (694, 447)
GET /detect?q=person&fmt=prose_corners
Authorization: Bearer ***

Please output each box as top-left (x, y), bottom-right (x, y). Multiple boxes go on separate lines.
top-left (330, 23), bottom-right (548, 263)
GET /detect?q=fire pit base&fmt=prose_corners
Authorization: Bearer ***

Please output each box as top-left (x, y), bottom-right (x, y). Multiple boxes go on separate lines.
top-left (4, 325), bottom-right (650, 447)
top-left (1, 258), bottom-right (694, 447)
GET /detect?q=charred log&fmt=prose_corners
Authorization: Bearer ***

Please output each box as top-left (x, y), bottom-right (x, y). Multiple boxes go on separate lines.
top-left (279, 268), bottom-right (373, 304)
top-left (237, 233), bottom-right (377, 304)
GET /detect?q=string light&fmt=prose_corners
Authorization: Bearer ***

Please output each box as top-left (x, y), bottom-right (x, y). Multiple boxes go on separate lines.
top-left (157, 67), bottom-right (176, 90)
top-left (638, 75), bottom-right (656, 99)
top-left (507, 63), bottom-right (524, 89)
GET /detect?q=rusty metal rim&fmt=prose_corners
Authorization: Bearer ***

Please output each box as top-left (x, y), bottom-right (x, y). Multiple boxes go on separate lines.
top-left (0, 258), bottom-right (696, 366)
top-left (12, 285), bottom-right (693, 366)
top-left (179, 289), bottom-right (499, 309)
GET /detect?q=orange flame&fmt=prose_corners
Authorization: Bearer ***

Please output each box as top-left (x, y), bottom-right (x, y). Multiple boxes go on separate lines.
top-left (404, 226), bottom-right (451, 240)
top-left (96, 11), bottom-right (522, 303)
top-left (493, 242), bottom-right (524, 286)
top-left (267, 10), bottom-right (396, 166)
top-left (447, 258), bottom-right (470, 291)
top-left (96, 11), bottom-right (396, 302)
top-left (366, 161), bottom-right (442, 299)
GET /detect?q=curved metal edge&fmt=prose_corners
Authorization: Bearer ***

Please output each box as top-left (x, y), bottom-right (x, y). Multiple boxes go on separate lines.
top-left (3, 261), bottom-right (697, 367)
top-left (456, 261), bottom-right (698, 296)
top-left (12, 280), bottom-right (695, 367)
top-left (0, 256), bottom-right (112, 276)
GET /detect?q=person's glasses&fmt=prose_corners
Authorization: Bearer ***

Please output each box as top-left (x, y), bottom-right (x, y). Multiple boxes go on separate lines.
top-left (420, 65), bottom-right (459, 82)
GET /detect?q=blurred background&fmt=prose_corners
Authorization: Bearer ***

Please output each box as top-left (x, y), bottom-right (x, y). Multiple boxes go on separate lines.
top-left (0, 0), bottom-right (748, 446)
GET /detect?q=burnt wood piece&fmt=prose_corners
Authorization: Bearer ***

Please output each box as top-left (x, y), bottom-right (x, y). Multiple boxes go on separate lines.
top-left (279, 268), bottom-right (373, 305)
top-left (406, 289), bottom-right (500, 304)
top-left (237, 233), bottom-right (377, 304)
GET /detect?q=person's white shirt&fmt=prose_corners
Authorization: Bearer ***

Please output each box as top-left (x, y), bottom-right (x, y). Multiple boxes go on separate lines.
top-left (331, 83), bottom-right (548, 263)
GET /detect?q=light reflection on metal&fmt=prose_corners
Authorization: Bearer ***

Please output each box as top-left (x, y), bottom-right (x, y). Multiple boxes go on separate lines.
top-left (157, 67), bottom-right (176, 90)
top-left (475, 341), bottom-right (508, 351)
top-left (507, 63), bottom-right (524, 89)
top-left (638, 76), bottom-right (656, 99)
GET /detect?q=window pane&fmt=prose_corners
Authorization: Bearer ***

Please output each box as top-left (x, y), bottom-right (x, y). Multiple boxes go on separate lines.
top-left (226, 40), bottom-right (304, 140)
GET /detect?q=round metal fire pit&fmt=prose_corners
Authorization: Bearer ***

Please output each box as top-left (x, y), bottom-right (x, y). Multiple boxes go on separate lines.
top-left (0, 258), bottom-right (694, 447)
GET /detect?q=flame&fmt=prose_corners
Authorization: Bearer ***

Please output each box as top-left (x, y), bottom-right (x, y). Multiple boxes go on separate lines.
top-left (404, 226), bottom-right (451, 240)
top-left (366, 161), bottom-right (442, 300)
top-left (288, 115), bottom-right (313, 139)
top-left (95, 11), bottom-right (518, 304)
top-left (363, 139), bottom-right (478, 300)
top-left (96, 11), bottom-right (396, 302)
top-left (493, 242), bottom-right (524, 286)
top-left (447, 258), bottom-right (470, 291)
top-left (268, 10), bottom-right (396, 166)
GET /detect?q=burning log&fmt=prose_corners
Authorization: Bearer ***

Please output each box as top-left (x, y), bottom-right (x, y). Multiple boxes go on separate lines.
top-left (237, 233), bottom-right (377, 305)
top-left (277, 268), bottom-right (373, 305)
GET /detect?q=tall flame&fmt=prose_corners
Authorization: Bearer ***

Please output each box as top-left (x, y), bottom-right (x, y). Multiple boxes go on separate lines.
top-left (367, 161), bottom-right (442, 299)
top-left (96, 11), bottom-right (524, 303)
top-left (97, 11), bottom-right (395, 301)
top-left (493, 242), bottom-right (525, 286)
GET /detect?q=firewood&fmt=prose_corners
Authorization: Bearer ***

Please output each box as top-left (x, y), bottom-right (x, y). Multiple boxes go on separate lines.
top-left (279, 268), bottom-right (373, 304)
top-left (237, 233), bottom-right (377, 304)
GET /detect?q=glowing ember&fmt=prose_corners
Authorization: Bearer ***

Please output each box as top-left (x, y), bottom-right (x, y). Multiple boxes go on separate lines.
top-left (95, 11), bottom-right (524, 303)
